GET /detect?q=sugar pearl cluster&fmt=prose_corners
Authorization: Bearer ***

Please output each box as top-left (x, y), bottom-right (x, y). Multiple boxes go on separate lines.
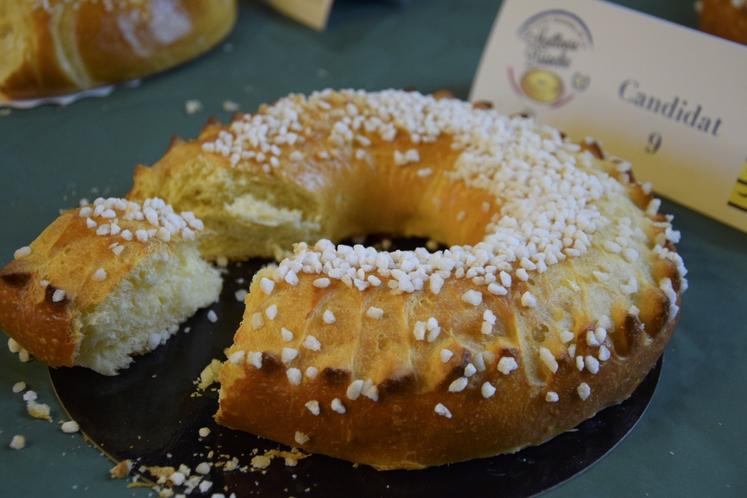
top-left (78, 197), bottom-right (204, 246)
top-left (204, 89), bottom-right (630, 297)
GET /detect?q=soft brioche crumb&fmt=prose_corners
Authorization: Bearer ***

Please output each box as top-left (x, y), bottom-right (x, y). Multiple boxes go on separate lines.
top-left (75, 243), bottom-right (222, 375)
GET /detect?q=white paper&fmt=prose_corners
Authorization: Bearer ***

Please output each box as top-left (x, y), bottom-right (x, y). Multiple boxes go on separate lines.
top-left (471, 0), bottom-right (747, 232)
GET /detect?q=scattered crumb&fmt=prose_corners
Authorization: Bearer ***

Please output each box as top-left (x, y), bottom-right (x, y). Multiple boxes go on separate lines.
top-left (9, 434), bottom-right (25, 449)
top-left (250, 448), bottom-right (309, 470)
top-left (145, 465), bottom-right (175, 481)
top-left (27, 400), bottom-right (52, 421)
top-left (18, 348), bottom-right (31, 362)
top-left (110, 459), bottom-right (133, 479)
top-left (207, 310), bottom-right (218, 323)
top-left (234, 289), bottom-right (248, 302)
top-left (215, 255), bottom-right (228, 267)
top-left (223, 100), bottom-right (240, 112)
top-left (250, 455), bottom-right (271, 470)
top-left (12, 381), bottom-right (26, 393)
top-left (7, 338), bottom-right (20, 353)
top-left (198, 359), bottom-right (222, 391)
top-left (198, 427), bottom-right (211, 438)
top-left (22, 390), bottom-right (37, 402)
top-left (61, 420), bottom-right (80, 433)
top-left (184, 99), bottom-right (202, 114)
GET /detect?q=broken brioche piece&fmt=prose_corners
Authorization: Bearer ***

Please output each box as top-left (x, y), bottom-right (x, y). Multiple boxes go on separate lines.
top-left (0, 197), bottom-right (222, 375)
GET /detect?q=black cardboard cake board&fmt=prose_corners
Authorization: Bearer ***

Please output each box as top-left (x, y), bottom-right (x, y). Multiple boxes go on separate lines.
top-left (49, 236), bottom-right (661, 498)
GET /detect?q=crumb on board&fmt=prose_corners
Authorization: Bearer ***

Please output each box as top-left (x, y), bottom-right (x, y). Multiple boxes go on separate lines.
top-left (251, 448), bottom-right (309, 470)
top-left (197, 359), bottom-right (223, 391)
top-left (110, 459), bottom-right (133, 479)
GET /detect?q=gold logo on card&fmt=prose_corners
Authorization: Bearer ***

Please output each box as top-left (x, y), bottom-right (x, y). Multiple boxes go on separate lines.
top-left (728, 163), bottom-right (747, 213)
top-left (520, 69), bottom-right (564, 104)
top-left (508, 10), bottom-right (593, 108)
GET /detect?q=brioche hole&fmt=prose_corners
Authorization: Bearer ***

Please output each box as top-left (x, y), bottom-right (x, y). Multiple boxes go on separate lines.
top-left (532, 323), bottom-right (550, 342)
top-left (322, 367), bottom-right (350, 385)
top-left (376, 333), bottom-right (390, 352)
top-left (45, 285), bottom-right (68, 307)
top-left (1, 272), bottom-right (31, 288)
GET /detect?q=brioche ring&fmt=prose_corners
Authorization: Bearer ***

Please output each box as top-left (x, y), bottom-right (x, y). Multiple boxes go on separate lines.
top-left (0, 0), bottom-right (237, 101)
top-left (127, 90), bottom-right (687, 469)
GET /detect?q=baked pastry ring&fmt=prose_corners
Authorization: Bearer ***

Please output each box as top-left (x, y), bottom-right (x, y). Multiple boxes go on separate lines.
top-left (129, 89), bottom-right (687, 469)
top-left (0, 0), bottom-right (237, 101)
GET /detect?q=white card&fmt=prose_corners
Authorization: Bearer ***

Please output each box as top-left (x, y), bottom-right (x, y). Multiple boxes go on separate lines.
top-left (471, 0), bottom-right (747, 232)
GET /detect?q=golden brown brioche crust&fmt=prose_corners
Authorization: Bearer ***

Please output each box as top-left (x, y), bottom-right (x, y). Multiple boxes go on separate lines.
top-left (0, 0), bottom-right (237, 100)
top-left (0, 265), bottom-right (77, 368)
top-left (0, 208), bottom-right (174, 366)
top-left (128, 89), bottom-right (687, 468)
top-left (217, 261), bottom-right (681, 470)
top-left (218, 318), bottom-right (676, 470)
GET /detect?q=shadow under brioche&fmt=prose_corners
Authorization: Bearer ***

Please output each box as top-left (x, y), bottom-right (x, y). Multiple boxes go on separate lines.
top-left (0, 0), bottom-right (237, 101)
top-left (0, 198), bottom-right (221, 375)
top-left (128, 89), bottom-right (687, 469)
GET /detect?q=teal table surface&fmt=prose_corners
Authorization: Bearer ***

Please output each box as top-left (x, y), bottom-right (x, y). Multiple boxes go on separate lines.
top-left (1, 1), bottom-right (744, 496)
